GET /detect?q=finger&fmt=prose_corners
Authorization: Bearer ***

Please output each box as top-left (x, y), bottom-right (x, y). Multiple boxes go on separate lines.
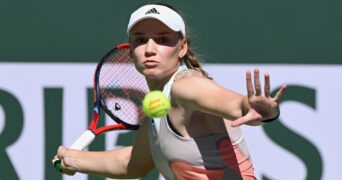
top-left (59, 161), bottom-right (76, 175)
top-left (52, 155), bottom-right (59, 166)
top-left (56, 146), bottom-right (67, 161)
top-left (52, 154), bottom-right (59, 163)
top-left (273, 84), bottom-right (287, 102)
top-left (57, 146), bottom-right (66, 155)
top-left (246, 70), bottom-right (254, 97)
top-left (231, 116), bottom-right (250, 127)
top-left (254, 68), bottom-right (261, 96)
top-left (264, 73), bottom-right (270, 97)
top-left (55, 147), bottom-right (77, 175)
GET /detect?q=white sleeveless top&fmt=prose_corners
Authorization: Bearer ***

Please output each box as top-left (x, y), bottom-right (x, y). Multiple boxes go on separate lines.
top-left (148, 66), bottom-right (256, 180)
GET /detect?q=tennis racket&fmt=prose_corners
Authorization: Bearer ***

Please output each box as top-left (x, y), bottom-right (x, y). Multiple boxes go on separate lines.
top-left (53, 43), bottom-right (149, 172)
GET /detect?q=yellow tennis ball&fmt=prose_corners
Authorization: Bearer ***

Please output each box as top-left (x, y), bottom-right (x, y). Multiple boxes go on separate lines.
top-left (142, 91), bottom-right (171, 117)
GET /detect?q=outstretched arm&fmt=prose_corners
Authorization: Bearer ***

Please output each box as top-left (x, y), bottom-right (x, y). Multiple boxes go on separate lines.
top-left (54, 120), bottom-right (155, 178)
top-left (231, 68), bottom-right (286, 127)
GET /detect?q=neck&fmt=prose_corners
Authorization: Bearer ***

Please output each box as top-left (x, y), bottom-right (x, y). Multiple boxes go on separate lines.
top-left (146, 64), bottom-right (182, 91)
top-left (146, 73), bottom-right (173, 91)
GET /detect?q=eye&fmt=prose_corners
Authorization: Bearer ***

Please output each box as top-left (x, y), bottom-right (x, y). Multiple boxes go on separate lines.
top-left (155, 36), bottom-right (169, 44)
top-left (134, 37), bottom-right (147, 44)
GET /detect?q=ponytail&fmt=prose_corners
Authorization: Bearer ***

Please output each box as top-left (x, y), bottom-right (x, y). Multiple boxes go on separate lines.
top-left (182, 38), bottom-right (212, 79)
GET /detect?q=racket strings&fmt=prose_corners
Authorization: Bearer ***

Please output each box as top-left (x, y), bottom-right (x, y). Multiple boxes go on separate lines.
top-left (98, 47), bottom-right (148, 126)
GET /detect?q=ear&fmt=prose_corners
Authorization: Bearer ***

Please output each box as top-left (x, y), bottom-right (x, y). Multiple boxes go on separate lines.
top-left (178, 39), bottom-right (188, 58)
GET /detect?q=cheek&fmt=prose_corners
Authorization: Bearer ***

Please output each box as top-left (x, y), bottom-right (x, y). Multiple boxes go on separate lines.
top-left (132, 47), bottom-right (144, 61)
top-left (131, 55), bottom-right (145, 74)
top-left (130, 49), bottom-right (143, 71)
top-left (159, 47), bottom-right (180, 61)
top-left (134, 61), bottom-right (144, 74)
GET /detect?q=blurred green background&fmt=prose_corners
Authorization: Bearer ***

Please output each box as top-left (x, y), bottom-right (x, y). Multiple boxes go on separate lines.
top-left (1, 0), bottom-right (341, 64)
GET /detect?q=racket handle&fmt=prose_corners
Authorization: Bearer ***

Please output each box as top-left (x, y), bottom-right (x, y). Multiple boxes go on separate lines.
top-left (69, 130), bottom-right (96, 149)
top-left (53, 130), bottom-right (96, 172)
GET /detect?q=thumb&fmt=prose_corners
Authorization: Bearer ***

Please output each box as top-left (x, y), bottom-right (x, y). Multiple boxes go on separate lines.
top-left (231, 116), bottom-right (249, 127)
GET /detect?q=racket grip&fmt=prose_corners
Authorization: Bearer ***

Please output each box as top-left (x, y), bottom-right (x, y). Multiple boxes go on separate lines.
top-left (69, 130), bottom-right (96, 150)
top-left (53, 130), bottom-right (96, 172)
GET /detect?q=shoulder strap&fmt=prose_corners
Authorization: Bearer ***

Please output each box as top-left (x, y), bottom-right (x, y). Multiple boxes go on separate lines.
top-left (152, 65), bottom-right (187, 131)
top-left (162, 65), bottom-right (187, 97)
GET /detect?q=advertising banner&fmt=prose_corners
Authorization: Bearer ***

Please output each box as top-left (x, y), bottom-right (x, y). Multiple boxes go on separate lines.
top-left (0, 63), bottom-right (340, 180)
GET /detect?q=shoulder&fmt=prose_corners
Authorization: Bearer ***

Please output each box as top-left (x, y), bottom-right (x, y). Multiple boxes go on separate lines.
top-left (171, 69), bottom-right (214, 105)
top-left (174, 69), bottom-right (206, 81)
top-left (172, 69), bottom-right (213, 93)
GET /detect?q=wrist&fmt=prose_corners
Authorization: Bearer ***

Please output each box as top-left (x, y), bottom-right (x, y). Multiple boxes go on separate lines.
top-left (261, 112), bottom-right (280, 123)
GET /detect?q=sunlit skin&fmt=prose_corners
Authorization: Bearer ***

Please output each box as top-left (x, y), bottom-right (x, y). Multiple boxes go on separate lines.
top-left (129, 19), bottom-right (188, 90)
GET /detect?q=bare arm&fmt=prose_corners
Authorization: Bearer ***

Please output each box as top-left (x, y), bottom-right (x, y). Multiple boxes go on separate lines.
top-left (171, 68), bottom-right (286, 126)
top-left (171, 73), bottom-right (245, 122)
top-left (55, 119), bottom-right (155, 178)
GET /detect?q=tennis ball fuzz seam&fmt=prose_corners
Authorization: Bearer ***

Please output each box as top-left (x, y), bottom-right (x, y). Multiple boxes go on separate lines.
top-left (142, 91), bottom-right (171, 117)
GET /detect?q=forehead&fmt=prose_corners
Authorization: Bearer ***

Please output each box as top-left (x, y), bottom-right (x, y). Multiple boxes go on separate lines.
top-left (130, 19), bottom-right (175, 35)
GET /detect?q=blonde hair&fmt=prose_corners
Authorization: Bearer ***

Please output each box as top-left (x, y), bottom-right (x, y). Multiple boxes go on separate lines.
top-left (181, 37), bottom-right (212, 79)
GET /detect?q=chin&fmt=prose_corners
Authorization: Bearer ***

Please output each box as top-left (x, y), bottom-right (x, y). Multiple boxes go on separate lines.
top-left (142, 69), bottom-right (159, 77)
top-left (146, 70), bottom-right (167, 80)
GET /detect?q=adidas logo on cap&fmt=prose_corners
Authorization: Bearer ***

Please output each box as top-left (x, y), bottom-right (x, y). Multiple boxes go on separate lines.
top-left (127, 4), bottom-right (186, 36)
top-left (145, 8), bottom-right (160, 15)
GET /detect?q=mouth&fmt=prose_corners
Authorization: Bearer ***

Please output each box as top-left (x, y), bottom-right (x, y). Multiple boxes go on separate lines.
top-left (143, 60), bottom-right (159, 67)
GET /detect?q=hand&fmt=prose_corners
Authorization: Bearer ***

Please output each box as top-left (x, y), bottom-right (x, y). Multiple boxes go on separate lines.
top-left (231, 68), bottom-right (286, 127)
top-left (52, 146), bottom-right (76, 175)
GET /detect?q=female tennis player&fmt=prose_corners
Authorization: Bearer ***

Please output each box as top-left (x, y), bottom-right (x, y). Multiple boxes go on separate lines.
top-left (54, 3), bottom-right (286, 179)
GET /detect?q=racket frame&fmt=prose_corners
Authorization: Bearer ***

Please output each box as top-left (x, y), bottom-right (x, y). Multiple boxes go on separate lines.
top-left (53, 43), bottom-right (145, 172)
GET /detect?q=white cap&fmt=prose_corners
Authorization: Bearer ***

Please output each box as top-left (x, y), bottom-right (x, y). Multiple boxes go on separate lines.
top-left (127, 4), bottom-right (186, 37)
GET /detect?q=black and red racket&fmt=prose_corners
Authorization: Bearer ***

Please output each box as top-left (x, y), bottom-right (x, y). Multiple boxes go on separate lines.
top-left (53, 43), bottom-right (149, 172)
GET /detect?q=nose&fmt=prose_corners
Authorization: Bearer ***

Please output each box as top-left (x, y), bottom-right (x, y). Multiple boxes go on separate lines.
top-left (145, 38), bottom-right (157, 57)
